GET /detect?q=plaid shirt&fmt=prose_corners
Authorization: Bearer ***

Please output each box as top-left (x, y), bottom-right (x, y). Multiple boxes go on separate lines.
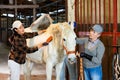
top-left (8, 32), bottom-right (38, 64)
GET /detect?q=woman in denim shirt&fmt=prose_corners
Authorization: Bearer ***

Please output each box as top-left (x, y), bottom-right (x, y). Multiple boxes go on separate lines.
top-left (76, 24), bottom-right (105, 80)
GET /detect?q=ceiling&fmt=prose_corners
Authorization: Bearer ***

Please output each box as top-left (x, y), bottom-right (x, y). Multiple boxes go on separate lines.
top-left (0, 0), bottom-right (66, 16)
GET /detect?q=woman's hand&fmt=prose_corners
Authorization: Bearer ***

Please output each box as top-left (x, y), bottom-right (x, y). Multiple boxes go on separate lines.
top-left (37, 42), bottom-right (48, 48)
top-left (76, 51), bottom-right (80, 57)
top-left (42, 42), bottom-right (48, 46)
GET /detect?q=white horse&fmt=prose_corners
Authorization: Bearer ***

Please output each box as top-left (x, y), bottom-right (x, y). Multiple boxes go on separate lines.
top-left (24, 15), bottom-right (77, 80)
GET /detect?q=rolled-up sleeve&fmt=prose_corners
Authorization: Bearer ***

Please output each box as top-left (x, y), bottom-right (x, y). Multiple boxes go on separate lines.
top-left (14, 36), bottom-right (38, 54)
top-left (24, 32), bottom-right (38, 39)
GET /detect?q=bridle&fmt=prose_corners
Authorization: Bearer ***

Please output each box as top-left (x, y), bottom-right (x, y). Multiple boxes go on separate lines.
top-left (62, 39), bottom-right (76, 55)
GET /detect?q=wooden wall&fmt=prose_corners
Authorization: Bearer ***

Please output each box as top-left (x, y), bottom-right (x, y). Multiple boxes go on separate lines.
top-left (72, 0), bottom-right (120, 80)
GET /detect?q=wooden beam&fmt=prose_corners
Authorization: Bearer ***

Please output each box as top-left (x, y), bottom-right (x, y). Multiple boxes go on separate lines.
top-left (0, 5), bottom-right (39, 9)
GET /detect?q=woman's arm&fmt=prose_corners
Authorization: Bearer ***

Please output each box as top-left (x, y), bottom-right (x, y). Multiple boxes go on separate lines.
top-left (23, 32), bottom-right (38, 39)
top-left (76, 37), bottom-right (87, 44)
top-left (24, 30), bottom-right (46, 39)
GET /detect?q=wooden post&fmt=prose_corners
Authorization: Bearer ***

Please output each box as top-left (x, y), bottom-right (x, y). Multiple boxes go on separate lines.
top-left (33, 0), bottom-right (37, 22)
top-left (67, 0), bottom-right (81, 80)
top-left (14, 0), bottom-right (17, 19)
top-left (33, 8), bottom-right (36, 21)
top-left (0, 10), bottom-right (1, 42)
top-left (67, 0), bottom-right (75, 22)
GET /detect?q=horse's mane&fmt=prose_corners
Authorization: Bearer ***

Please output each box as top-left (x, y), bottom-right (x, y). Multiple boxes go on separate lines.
top-left (47, 23), bottom-right (62, 48)
top-left (47, 23), bottom-right (64, 62)
top-left (46, 22), bottom-right (72, 49)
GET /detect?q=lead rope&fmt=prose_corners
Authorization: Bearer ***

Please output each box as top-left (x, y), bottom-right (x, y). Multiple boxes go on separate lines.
top-left (79, 43), bottom-right (85, 80)
top-left (62, 40), bottom-right (76, 55)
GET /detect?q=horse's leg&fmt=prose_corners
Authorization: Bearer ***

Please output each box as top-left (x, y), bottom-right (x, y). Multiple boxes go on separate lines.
top-left (23, 59), bottom-right (34, 80)
top-left (56, 62), bottom-right (64, 80)
top-left (46, 61), bottom-right (53, 80)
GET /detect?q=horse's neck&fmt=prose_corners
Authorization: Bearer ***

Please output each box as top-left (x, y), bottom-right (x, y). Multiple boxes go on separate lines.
top-left (26, 32), bottom-right (51, 47)
top-left (25, 27), bottom-right (38, 32)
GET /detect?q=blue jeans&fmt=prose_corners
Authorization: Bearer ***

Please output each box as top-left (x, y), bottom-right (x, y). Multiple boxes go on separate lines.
top-left (60, 56), bottom-right (78, 80)
top-left (84, 65), bottom-right (102, 80)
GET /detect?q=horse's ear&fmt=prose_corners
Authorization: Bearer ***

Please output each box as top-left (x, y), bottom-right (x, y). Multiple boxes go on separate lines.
top-left (68, 21), bottom-right (76, 30)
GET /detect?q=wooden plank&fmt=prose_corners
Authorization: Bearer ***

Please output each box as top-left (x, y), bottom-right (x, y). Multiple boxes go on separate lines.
top-left (0, 5), bottom-right (39, 9)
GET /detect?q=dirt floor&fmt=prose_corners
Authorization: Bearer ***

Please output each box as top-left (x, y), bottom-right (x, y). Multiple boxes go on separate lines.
top-left (0, 73), bottom-right (55, 80)
top-left (0, 42), bottom-right (55, 80)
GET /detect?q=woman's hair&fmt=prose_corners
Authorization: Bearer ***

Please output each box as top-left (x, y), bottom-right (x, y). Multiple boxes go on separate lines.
top-left (12, 28), bottom-right (18, 35)
top-left (9, 28), bottom-right (19, 44)
top-left (9, 28), bottom-right (18, 45)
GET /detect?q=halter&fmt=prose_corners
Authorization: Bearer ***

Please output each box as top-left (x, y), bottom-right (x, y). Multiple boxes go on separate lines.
top-left (62, 40), bottom-right (76, 55)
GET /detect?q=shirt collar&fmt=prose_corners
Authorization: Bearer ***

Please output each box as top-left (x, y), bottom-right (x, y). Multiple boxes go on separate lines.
top-left (88, 38), bottom-right (99, 44)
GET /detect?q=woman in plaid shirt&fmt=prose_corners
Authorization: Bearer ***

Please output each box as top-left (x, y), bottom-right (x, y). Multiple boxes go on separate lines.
top-left (8, 20), bottom-right (48, 80)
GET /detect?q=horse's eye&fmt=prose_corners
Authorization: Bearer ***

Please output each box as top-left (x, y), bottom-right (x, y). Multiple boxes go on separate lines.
top-left (68, 22), bottom-right (71, 25)
top-left (63, 38), bottom-right (66, 41)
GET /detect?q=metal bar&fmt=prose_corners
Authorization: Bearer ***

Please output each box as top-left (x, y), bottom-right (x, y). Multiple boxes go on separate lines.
top-left (99, 0), bottom-right (101, 24)
top-left (84, 0), bottom-right (86, 25)
top-left (0, 10), bottom-right (1, 42)
top-left (7, 12), bottom-right (8, 44)
top-left (104, 0), bottom-right (106, 31)
top-left (56, 2), bottom-right (58, 22)
top-left (33, 8), bottom-right (36, 21)
top-left (39, 0), bottom-right (62, 9)
top-left (80, 0), bottom-right (82, 31)
top-left (0, 5), bottom-right (39, 9)
top-left (75, 0), bottom-right (79, 24)
top-left (101, 32), bottom-right (113, 36)
top-left (91, 0), bottom-right (92, 25)
top-left (75, 0), bottom-right (78, 31)
top-left (65, 0), bottom-right (68, 21)
top-left (77, 0), bottom-right (80, 24)
top-left (83, 0), bottom-right (85, 31)
top-left (87, 0), bottom-right (89, 30)
top-left (108, 1), bottom-right (111, 79)
top-left (95, 0), bottom-right (96, 23)
top-left (78, 0), bottom-right (80, 24)
top-left (108, 0), bottom-right (111, 32)
top-left (87, 0), bottom-right (90, 25)
top-left (102, 32), bottom-right (120, 37)
top-left (113, 0), bottom-right (117, 53)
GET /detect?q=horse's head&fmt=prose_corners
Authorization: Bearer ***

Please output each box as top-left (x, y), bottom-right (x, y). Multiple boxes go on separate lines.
top-left (59, 22), bottom-right (77, 64)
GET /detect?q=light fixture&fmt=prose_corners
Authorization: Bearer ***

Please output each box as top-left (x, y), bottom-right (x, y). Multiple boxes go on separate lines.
top-left (28, 0), bottom-right (32, 2)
